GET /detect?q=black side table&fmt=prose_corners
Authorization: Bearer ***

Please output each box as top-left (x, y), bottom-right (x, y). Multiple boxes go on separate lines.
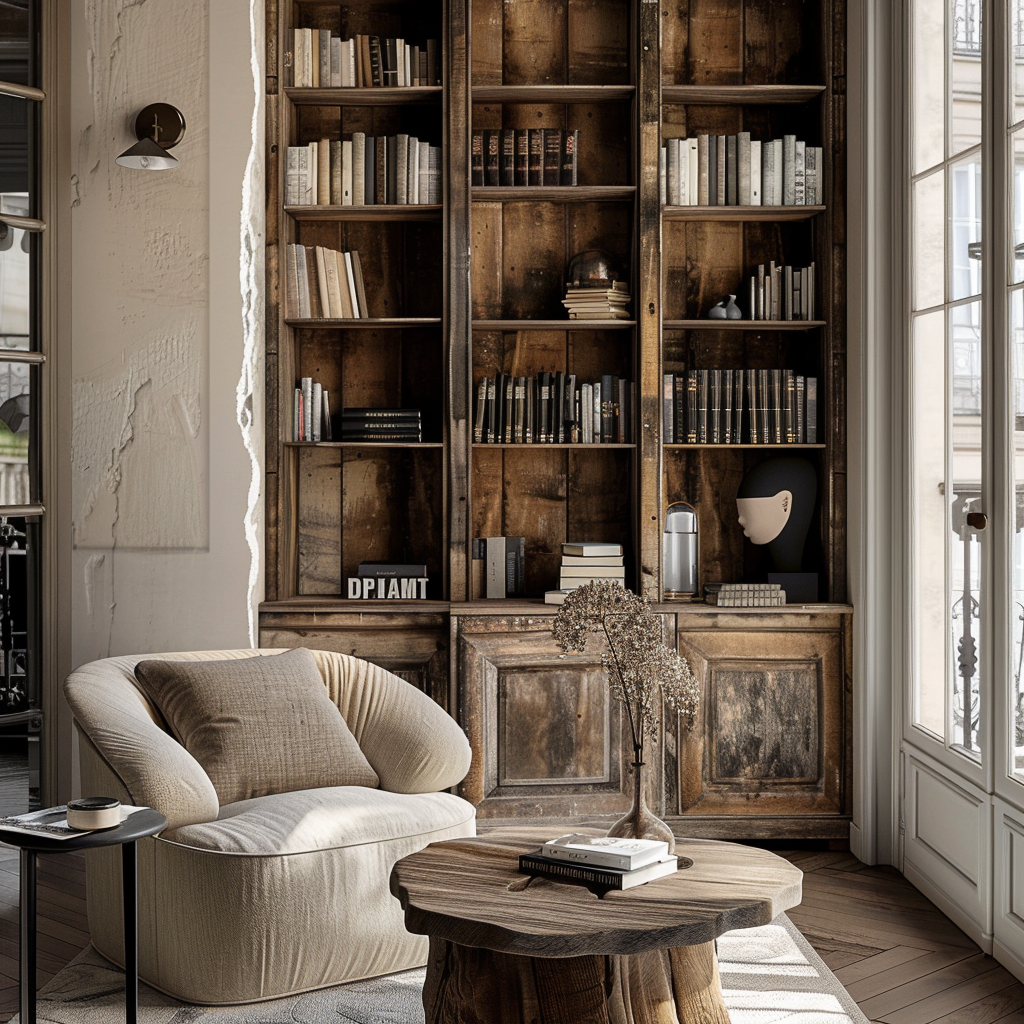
top-left (0, 807), bottom-right (167, 1024)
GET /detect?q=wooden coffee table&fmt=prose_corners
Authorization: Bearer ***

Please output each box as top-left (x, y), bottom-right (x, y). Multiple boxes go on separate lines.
top-left (391, 826), bottom-right (802, 1024)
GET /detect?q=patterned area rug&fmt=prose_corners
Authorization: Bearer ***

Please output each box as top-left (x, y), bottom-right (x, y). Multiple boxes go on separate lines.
top-left (13, 915), bottom-right (869, 1024)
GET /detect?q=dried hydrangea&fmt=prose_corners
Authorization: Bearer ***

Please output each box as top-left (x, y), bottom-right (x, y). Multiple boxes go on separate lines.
top-left (551, 580), bottom-right (700, 762)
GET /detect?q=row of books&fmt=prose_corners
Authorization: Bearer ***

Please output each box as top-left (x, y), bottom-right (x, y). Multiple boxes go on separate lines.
top-left (564, 282), bottom-right (631, 320)
top-left (745, 262), bottom-right (816, 322)
top-left (658, 135), bottom-right (824, 207)
top-left (285, 245), bottom-right (370, 320)
top-left (473, 373), bottom-right (634, 445)
top-left (339, 408), bottom-right (422, 443)
top-left (704, 582), bottom-right (786, 607)
top-left (346, 562), bottom-right (429, 600)
top-left (545, 542), bottom-right (625, 604)
top-left (290, 30), bottom-right (440, 88)
top-left (471, 129), bottom-right (579, 187)
top-left (286, 135), bottom-right (441, 206)
top-left (471, 537), bottom-right (526, 599)
top-left (520, 834), bottom-right (678, 895)
top-left (294, 378), bottom-right (333, 441)
top-left (662, 369), bottom-right (819, 445)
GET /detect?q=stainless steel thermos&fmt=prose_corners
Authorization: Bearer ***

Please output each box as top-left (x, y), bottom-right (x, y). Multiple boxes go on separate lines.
top-left (663, 501), bottom-right (698, 597)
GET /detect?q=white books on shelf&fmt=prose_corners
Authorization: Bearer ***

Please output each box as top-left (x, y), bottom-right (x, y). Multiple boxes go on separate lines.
top-left (782, 134), bottom-right (796, 205)
top-left (750, 141), bottom-right (762, 205)
top-left (539, 834), bottom-right (670, 872)
top-left (342, 140), bottom-right (353, 205)
top-left (794, 139), bottom-right (806, 206)
top-left (687, 138), bottom-right (699, 205)
top-left (560, 554), bottom-right (624, 566)
top-left (562, 542), bottom-right (623, 557)
top-left (559, 565), bottom-right (625, 578)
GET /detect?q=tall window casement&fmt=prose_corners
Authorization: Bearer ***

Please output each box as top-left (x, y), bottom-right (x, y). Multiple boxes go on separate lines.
top-left (0, 0), bottom-right (46, 816)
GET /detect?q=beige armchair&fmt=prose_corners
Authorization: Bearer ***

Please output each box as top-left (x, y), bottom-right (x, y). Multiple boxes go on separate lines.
top-left (63, 648), bottom-right (475, 1005)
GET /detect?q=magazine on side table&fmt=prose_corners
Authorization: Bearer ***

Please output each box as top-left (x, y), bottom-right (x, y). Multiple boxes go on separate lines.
top-left (0, 804), bottom-right (149, 840)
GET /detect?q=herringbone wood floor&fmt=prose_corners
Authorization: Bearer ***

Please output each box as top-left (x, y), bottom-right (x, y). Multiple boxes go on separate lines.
top-left (0, 845), bottom-right (1021, 1022)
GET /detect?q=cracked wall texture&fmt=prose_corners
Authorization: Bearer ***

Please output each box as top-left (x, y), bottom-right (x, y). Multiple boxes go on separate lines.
top-left (70, 0), bottom-right (262, 662)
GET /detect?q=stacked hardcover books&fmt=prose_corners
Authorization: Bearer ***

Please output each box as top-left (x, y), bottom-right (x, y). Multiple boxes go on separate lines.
top-left (286, 244), bottom-right (369, 319)
top-left (563, 280), bottom-right (631, 320)
top-left (347, 562), bottom-right (429, 600)
top-left (704, 582), bottom-right (786, 607)
top-left (286, 135), bottom-right (442, 207)
top-left (519, 834), bottom-right (679, 895)
top-left (658, 133), bottom-right (823, 207)
top-left (471, 129), bottom-right (579, 187)
top-left (662, 369), bottom-right (817, 445)
top-left (290, 30), bottom-right (440, 88)
top-left (471, 537), bottom-right (525, 599)
top-left (340, 408), bottom-right (422, 443)
top-left (545, 542), bottom-right (625, 604)
top-left (474, 371), bottom-right (633, 444)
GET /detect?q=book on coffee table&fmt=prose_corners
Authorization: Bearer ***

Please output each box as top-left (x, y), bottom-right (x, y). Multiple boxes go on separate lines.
top-left (518, 851), bottom-right (679, 896)
top-left (538, 834), bottom-right (670, 871)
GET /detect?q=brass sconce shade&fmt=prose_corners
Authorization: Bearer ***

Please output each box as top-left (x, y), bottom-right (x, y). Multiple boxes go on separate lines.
top-left (116, 103), bottom-right (186, 171)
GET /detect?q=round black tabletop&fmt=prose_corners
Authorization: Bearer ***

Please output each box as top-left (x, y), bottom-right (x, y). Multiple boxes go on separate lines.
top-left (0, 807), bottom-right (167, 852)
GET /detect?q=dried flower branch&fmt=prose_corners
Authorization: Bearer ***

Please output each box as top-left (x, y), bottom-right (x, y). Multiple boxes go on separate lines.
top-left (551, 581), bottom-right (700, 764)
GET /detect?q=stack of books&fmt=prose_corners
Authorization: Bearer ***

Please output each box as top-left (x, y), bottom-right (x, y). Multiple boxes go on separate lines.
top-left (658, 133), bottom-right (823, 207)
top-left (519, 834), bottom-right (679, 895)
top-left (471, 537), bottom-right (525, 599)
top-left (704, 582), bottom-right (786, 607)
top-left (746, 262), bottom-right (815, 321)
top-left (294, 378), bottom-right (332, 441)
top-left (290, 30), bottom-right (440, 89)
top-left (347, 562), bottom-right (429, 600)
top-left (562, 280), bottom-right (631, 320)
top-left (545, 542), bottom-right (625, 603)
top-left (471, 128), bottom-right (579, 187)
top-left (340, 408), bottom-right (422, 443)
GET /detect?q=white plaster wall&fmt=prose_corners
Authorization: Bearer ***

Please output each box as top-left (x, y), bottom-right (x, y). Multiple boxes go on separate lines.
top-left (69, 0), bottom-right (263, 663)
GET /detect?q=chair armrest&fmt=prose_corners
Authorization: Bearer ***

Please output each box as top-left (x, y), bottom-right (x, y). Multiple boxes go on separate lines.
top-left (313, 651), bottom-right (472, 794)
top-left (64, 656), bottom-right (219, 830)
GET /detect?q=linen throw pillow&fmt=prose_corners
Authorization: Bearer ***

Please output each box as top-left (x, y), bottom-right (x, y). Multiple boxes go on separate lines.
top-left (134, 648), bottom-right (379, 805)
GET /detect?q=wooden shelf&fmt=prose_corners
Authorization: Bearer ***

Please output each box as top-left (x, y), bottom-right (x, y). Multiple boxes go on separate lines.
top-left (284, 317), bottom-right (442, 328)
top-left (663, 443), bottom-right (826, 449)
top-left (473, 85), bottom-right (635, 103)
top-left (472, 319), bottom-right (635, 331)
top-left (286, 204), bottom-right (442, 221)
top-left (663, 320), bottom-right (825, 331)
top-left (285, 441), bottom-right (443, 449)
top-left (261, 597), bottom-right (451, 614)
top-left (661, 84), bottom-right (825, 105)
top-left (286, 86), bottom-right (443, 106)
top-left (472, 185), bottom-right (635, 202)
top-left (473, 443), bottom-right (636, 449)
top-left (663, 205), bottom-right (825, 221)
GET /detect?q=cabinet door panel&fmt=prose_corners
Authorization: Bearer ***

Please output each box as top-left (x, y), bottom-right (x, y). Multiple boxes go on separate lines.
top-left (675, 620), bottom-right (848, 819)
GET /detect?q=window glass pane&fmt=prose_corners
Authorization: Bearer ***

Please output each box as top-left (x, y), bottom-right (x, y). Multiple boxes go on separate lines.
top-left (913, 0), bottom-right (946, 172)
top-left (1014, 126), bottom-right (1024, 284)
top-left (1010, 288), bottom-right (1024, 780)
top-left (952, 157), bottom-right (982, 300)
top-left (0, 361), bottom-right (32, 504)
top-left (914, 170), bottom-right (946, 310)
top-left (951, 0), bottom-right (983, 157)
top-left (0, 195), bottom-right (30, 348)
top-left (1012, 0), bottom-right (1024, 127)
top-left (951, 300), bottom-right (984, 755)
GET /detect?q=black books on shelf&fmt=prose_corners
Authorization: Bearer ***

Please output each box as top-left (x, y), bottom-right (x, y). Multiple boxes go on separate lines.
top-left (339, 408), bottom-right (422, 443)
top-left (518, 851), bottom-right (679, 897)
top-left (286, 136), bottom-right (441, 207)
top-left (563, 280), bottom-right (631, 320)
top-left (471, 129), bottom-right (579, 187)
top-left (347, 562), bottom-right (429, 600)
top-left (290, 31), bottom-right (440, 88)
top-left (659, 134), bottom-right (823, 207)
top-left (472, 537), bottom-right (525, 599)
top-left (662, 370), bottom-right (818, 445)
top-left (293, 377), bottom-right (332, 442)
top-left (285, 244), bottom-right (369, 319)
top-left (744, 262), bottom-right (816, 321)
top-left (473, 371), bottom-right (633, 445)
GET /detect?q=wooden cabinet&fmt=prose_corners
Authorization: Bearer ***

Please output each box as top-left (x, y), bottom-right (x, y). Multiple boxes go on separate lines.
top-left (262, 0), bottom-right (850, 840)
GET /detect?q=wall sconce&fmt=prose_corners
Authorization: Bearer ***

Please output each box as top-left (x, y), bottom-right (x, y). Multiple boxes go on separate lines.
top-left (116, 103), bottom-right (186, 171)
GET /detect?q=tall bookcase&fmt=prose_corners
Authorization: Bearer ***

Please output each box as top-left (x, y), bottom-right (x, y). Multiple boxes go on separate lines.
top-left (263, 0), bottom-right (851, 839)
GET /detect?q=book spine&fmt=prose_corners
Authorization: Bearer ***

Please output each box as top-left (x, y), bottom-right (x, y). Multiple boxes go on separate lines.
top-left (685, 370), bottom-right (698, 443)
top-left (723, 368), bottom-right (733, 444)
top-left (782, 135), bottom-right (796, 205)
top-left (659, 146), bottom-right (667, 205)
top-left (501, 128), bottom-right (515, 186)
top-left (514, 129), bottom-right (529, 186)
top-left (351, 133), bottom-right (366, 204)
top-left (711, 369), bottom-right (721, 444)
top-left (697, 135), bottom-right (709, 205)
top-left (794, 139), bottom-right (806, 206)
top-left (663, 373), bottom-right (674, 444)
top-left (726, 134), bottom-right (737, 205)
top-left (471, 131), bottom-right (484, 187)
top-left (750, 140), bottom-right (762, 205)
top-left (408, 135), bottom-right (419, 205)
top-left (666, 138), bottom-right (680, 205)
top-left (301, 377), bottom-right (313, 441)
top-left (396, 134), bottom-right (409, 203)
top-left (485, 537), bottom-right (506, 598)
top-left (806, 377), bottom-right (817, 442)
top-left (716, 135), bottom-right (726, 204)
top-left (561, 129), bottom-right (578, 186)
top-left (733, 368), bottom-right (743, 444)
top-left (543, 129), bottom-right (562, 186)
top-left (737, 131), bottom-right (751, 205)
top-left (485, 130), bottom-right (500, 186)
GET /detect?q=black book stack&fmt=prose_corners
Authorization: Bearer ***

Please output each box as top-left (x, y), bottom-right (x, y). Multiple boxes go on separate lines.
top-left (340, 408), bottom-right (422, 443)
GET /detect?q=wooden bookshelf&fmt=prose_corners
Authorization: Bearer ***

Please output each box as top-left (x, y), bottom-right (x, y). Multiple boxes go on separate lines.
top-left (264, 0), bottom-right (850, 840)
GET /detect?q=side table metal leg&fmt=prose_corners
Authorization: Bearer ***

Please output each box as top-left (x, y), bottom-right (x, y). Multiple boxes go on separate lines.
top-left (19, 848), bottom-right (36, 1024)
top-left (122, 841), bottom-right (138, 1024)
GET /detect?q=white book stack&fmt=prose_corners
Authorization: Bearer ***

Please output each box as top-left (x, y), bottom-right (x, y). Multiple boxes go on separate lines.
top-left (545, 542), bottom-right (625, 603)
top-left (562, 281), bottom-right (631, 321)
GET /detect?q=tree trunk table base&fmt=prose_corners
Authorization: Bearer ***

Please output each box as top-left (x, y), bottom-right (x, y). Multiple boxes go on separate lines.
top-left (424, 935), bottom-right (732, 1024)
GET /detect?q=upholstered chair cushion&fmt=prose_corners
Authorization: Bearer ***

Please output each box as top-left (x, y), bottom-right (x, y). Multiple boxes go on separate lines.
top-left (134, 647), bottom-right (379, 805)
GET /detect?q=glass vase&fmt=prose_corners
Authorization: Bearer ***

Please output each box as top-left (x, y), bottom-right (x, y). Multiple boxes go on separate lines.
top-left (606, 760), bottom-right (676, 853)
